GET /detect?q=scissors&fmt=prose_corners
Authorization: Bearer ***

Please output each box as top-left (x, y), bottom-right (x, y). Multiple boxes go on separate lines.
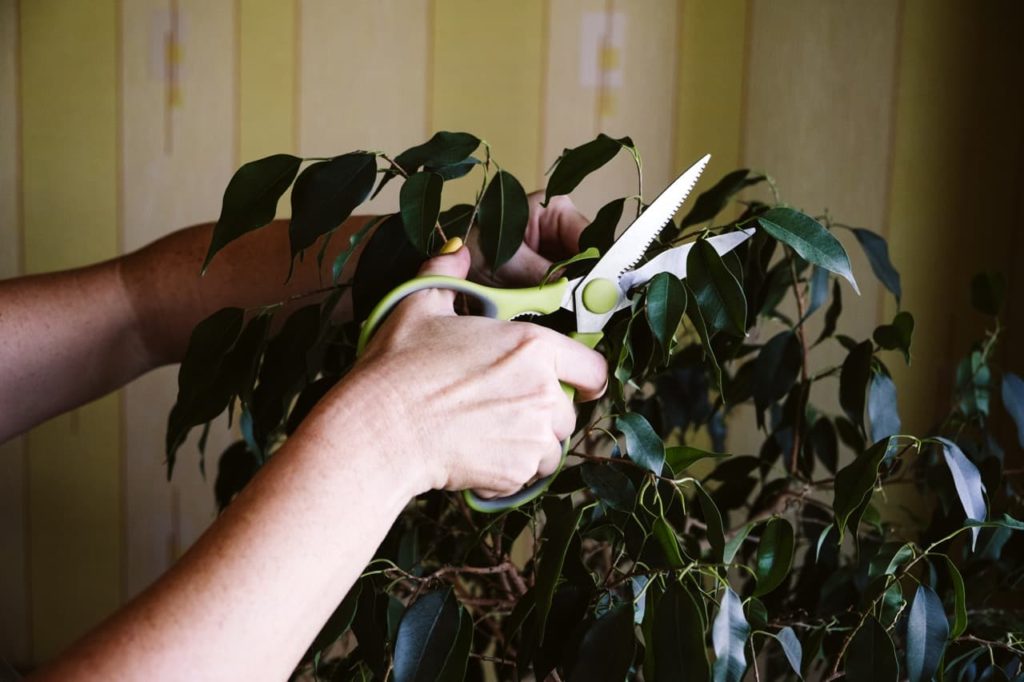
top-left (356, 154), bottom-right (754, 513)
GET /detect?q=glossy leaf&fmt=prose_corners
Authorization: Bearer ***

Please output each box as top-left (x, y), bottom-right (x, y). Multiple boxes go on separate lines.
top-left (653, 582), bottom-right (710, 682)
top-left (687, 238), bottom-right (747, 337)
top-left (426, 157), bottom-right (479, 181)
top-left (868, 370), bottom-right (901, 443)
top-left (754, 517), bottom-right (795, 596)
top-left (685, 283), bottom-right (724, 393)
top-left (806, 265), bottom-right (830, 318)
top-left (567, 604), bottom-right (636, 682)
top-left (753, 331), bottom-right (802, 414)
top-left (204, 154), bottom-right (302, 271)
top-left (617, 412), bottom-right (665, 475)
top-left (545, 134), bottom-right (633, 204)
top-left (906, 584), bottom-right (949, 682)
top-left (944, 555), bottom-right (968, 639)
top-left (809, 417), bottom-right (838, 474)
top-left (653, 515), bottom-right (686, 569)
top-left (581, 461), bottom-right (636, 511)
top-left (970, 271), bottom-right (1005, 315)
top-left (399, 171), bottom-right (444, 254)
top-left (833, 437), bottom-right (895, 541)
top-left (393, 589), bottom-right (460, 682)
top-left (664, 445), bottom-right (728, 475)
top-left (846, 616), bottom-right (898, 682)
top-left (579, 197), bottom-right (626, 253)
top-left (774, 627), bottom-right (803, 680)
top-left (757, 208), bottom-right (859, 294)
top-left (695, 482), bottom-right (726, 562)
top-left (853, 228), bottom-right (901, 303)
top-left (935, 437), bottom-right (987, 550)
top-left (436, 606), bottom-right (473, 682)
top-left (534, 497), bottom-right (586, 642)
top-left (1002, 372), bottom-right (1024, 448)
top-left (290, 152), bottom-right (377, 257)
top-left (679, 168), bottom-right (765, 229)
top-left (352, 214), bottom-right (425, 321)
top-left (646, 272), bottom-right (687, 357)
top-left (478, 170), bottom-right (529, 269)
top-left (815, 279), bottom-right (843, 344)
top-left (724, 522), bottom-right (756, 564)
top-left (840, 340), bottom-right (874, 431)
top-left (874, 311), bottom-right (914, 364)
top-left (396, 131), bottom-right (480, 171)
top-left (712, 587), bottom-right (750, 682)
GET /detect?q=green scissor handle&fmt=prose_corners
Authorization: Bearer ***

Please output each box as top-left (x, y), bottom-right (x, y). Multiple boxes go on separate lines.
top-left (356, 275), bottom-right (602, 513)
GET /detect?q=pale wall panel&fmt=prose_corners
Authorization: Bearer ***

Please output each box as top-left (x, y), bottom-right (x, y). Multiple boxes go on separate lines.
top-left (729, 0), bottom-right (901, 458)
top-left (0, 0), bottom-right (28, 662)
top-left (120, 0), bottom-right (235, 599)
top-left (299, 0), bottom-right (428, 214)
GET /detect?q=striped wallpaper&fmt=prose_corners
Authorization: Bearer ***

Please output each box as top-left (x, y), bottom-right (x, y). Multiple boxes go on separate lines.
top-left (1, 0), bottom-right (1021, 669)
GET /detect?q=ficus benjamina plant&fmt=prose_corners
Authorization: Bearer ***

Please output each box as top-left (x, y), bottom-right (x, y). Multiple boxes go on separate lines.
top-left (167, 131), bottom-right (1024, 682)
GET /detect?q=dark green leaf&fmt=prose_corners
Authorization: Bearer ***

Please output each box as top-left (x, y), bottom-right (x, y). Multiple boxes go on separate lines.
top-left (853, 228), bottom-right (901, 303)
top-left (935, 437), bottom-right (987, 550)
top-left (943, 555), bottom-right (968, 639)
top-left (567, 604), bottom-right (636, 682)
top-left (806, 265), bottom-right (830, 319)
top-left (809, 417), bottom-right (838, 474)
top-left (846, 616), bottom-right (898, 682)
top-left (753, 331), bottom-right (802, 414)
top-left (653, 582), bottom-right (710, 682)
top-left (581, 461), bottom-right (636, 511)
top-left (906, 584), bottom-right (949, 682)
top-left (534, 497), bottom-right (586, 642)
top-left (213, 441), bottom-right (259, 512)
top-left (579, 198), bottom-right (626, 253)
top-left (400, 171), bottom-right (444, 254)
top-left (758, 208), bottom-right (859, 294)
top-left (679, 168), bottom-right (765, 229)
top-left (685, 283), bottom-right (723, 393)
top-left (438, 203), bottom-right (474, 241)
top-left (868, 370), bottom-right (901, 442)
top-left (815, 280), bottom-right (842, 344)
top-left (833, 437), bottom-right (895, 541)
top-left (970, 271), bottom-right (1005, 315)
top-left (840, 340), bottom-right (874, 431)
top-left (646, 272), bottom-right (687, 358)
top-left (352, 586), bottom-right (389, 679)
top-left (652, 515), bottom-right (686, 569)
top-left (956, 350), bottom-right (992, 417)
top-left (332, 214), bottom-right (384, 283)
top-left (393, 589), bottom-right (460, 682)
top-left (1002, 372), bottom-right (1024, 448)
top-left (695, 482), bottom-right (726, 562)
top-left (687, 238), bottom-right (747, 337)
top-left (754, 517), bottom-right (795, 596)
top-left (712, 587), bottom-right (750, 682)
top-left (289, 152), bottom-right (376, 257)
top-left (545, 134), bottom-right (632, 204)
top-left (617, 413), bottom-right (665, 475)
top-left (396, 131), bottom-right (481, 172)
top-left (774, 627), bottom-right (803, 680)
top-left (352, 214), bottom-right (425, 321)
top-left (426, 157), bottom-right (479, 181)
top-left (478, 170), bottom-right (529, 270)
top-left (204, 154), bottom-right (302, 271)
top-left (665, 446), bottom-right (729, 475)
top-left (436, 606), bottom-right (473, 682)
top-left (724, 522), bottom-right (756, 564)
top-left (874, 311), bottom-right (914, 364)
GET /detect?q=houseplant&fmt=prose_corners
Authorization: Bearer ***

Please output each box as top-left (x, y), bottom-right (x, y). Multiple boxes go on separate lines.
top-left (168, 132), bottom-right (1024, 681)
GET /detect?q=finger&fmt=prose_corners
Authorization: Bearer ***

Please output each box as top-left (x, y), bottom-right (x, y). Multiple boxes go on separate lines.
top-left (552, 392), bottom-right (577, 442)
top-left (405, 238), bottom-right (471, 315)
top-left (536, 436), bottom-right (564, 478)
top-left (530, 326), bottom-right (609, 401)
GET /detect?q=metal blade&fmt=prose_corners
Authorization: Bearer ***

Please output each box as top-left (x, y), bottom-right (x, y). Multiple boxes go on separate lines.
top-left (619, 228), bottom-right (756, 292)
top-left (568, 154), bottom-right (711, 333)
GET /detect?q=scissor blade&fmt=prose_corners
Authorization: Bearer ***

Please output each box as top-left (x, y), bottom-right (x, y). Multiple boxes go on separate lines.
top-left (619, 228), bottom-right (756, 293)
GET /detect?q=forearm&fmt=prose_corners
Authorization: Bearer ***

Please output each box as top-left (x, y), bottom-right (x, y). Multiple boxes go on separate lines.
top-left (32, 372), bottom-right (418, 681)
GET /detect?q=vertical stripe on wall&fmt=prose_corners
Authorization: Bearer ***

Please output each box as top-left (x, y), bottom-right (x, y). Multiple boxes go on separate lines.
top-left (0, 0), bottom-right (29, 667)
top-left (19, 0), bottom-right (122, 661)
top-left (238, 0), bottom-right (296, 163)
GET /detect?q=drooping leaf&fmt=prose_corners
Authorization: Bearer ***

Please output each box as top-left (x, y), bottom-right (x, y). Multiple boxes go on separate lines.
top-left (664, 446), bottom-right (729, 475)
top-left (352, 585), bottom-right (390, 679)
top-left (581, 461), bottom-right (636, 511)
top-left (754, 517), bottom-right (795, 596)
top-left (534, 497), bottom-right (586, 642)
top-left (545, 134), bottom-right (633, 204)
top-left (773, 627), bottom-right (803, 680)
top-left (757, 208), bottom-right (859, 294)
top-left (970, 271), bottom-right (1005, 315)
top-left (652, 515), bottom-right (686, 569)
top-left (426, 157), bottom-right (479, 181)
top-left (478, 170), bottom-right (529, 270)
top-left (352, 214), bottom-right (425, 321)
top-left (375, 131), bottom-right (480, 197)
top-left (753, 331), bottom-right (802, 415)
top-left (712, 587), bottom-right (750, 682)
top-left (392, 589), bottom-right (461, 682)
top-left (840, 340), bottom-right (874, 431)
top-left (567, 604), bottom-right (636, 682)
top-left (1001, 372), bottom-right (1024, 448)
top-left (653, 582), bottom-right (710, 682)
top-left (833, 437), bottom-right (895, 541)
top-left (685, 283), bottom-right (723, 393)
top-left (687, 238), bottom-right (747, 337)
top-left (213, 441), bottom-right (259, 512)
top-left (809, 417), bottom-right (838, 474)
top-left (617, 413), bottom-right (665, 476)
top-left (203, 154), bottom-right (303, 271)
top-left (535, 585), bottom-right (591, 680)
top-left (289, 152), bottom-right (377, 257)
top-left (399, 171), bottom-right (444, 255)
top-left (436, 606), bottom-right (474, 682)
top-left (943, 555), bottom-right (968, 639)
top-left (724, 521), bottom-right (757, 564)
top-left (846, 616), bottom-right (898, 682)
top-left (853, 228), bottom-right (901, 303)
top-left (935, 437), bottom-right (987, 550)
top-left (645, 272), bottom-right (687, 358)
top-left (694, 482), bottom-right (726, 562)
top-left (874, 311), bottom-right (914, 364)
top-left (815, 279), bottom-right (843, 344)
top-left (806, 265), bottom-right (830, 319)
top-left (544, 247), bottom-right (600, 283)
top-left (868, 370), bottom-right (901, 443)
top-left (906, 584), bottom-right (949, 682)
top-left (679, 168), bottom-right (765, 229)
top-left (438, 203), bottom-right (475, 241)
top-left (579, 197), bottom-right (626, 253)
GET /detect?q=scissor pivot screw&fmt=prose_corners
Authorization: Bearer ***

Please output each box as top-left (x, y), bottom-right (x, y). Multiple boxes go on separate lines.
top-left (582, 278), bottom-right (619, 314)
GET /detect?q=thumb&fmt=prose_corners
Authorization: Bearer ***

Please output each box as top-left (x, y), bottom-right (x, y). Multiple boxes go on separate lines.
top-left (408, 237), bottom-right (471, 314)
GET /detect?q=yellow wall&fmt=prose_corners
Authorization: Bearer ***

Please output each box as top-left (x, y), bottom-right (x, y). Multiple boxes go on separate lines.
top-left (1, 0), bottom-right (1022, 669)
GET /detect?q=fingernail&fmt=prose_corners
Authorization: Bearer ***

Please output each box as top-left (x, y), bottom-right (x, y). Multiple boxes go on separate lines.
top-left (438, 236), bottom-right (463, 255)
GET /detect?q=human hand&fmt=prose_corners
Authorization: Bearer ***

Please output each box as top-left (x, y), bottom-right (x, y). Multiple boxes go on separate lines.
top-left (344, 241), bottom-right (607, 499)
top-left (468, 192), bottom-right (589, 287)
